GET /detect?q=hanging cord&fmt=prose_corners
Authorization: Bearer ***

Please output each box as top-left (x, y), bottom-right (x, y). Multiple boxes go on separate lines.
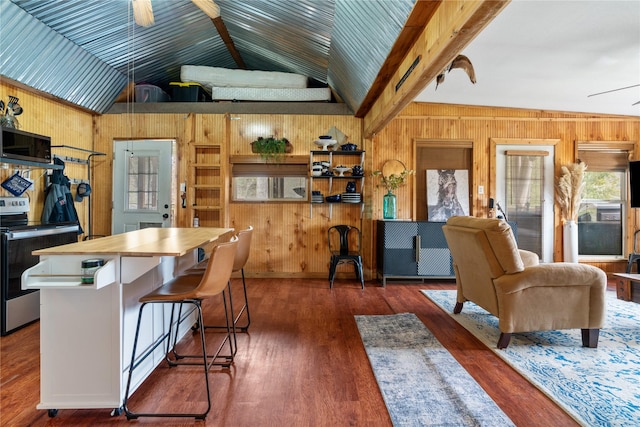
top-left (126, 1), bottom-right (136, 156)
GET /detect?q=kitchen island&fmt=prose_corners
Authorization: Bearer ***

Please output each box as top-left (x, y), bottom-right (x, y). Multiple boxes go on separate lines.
top-left (22, 227), bottom-right (234, 417)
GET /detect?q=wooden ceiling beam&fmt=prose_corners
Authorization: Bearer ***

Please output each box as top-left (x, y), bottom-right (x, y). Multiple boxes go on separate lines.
top-left (361, 0), bottom-right (510, 139)
top-left (212, 17), bottom-right (247, 69)
top-left (355, 0), bottom-right (441, 119)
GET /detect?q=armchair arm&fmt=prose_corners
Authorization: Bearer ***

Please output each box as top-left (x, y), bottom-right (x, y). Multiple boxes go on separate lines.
top-left (518, 249), bottom-right (539, 267)
top-left (494, 263), bottom-right (606, 294)
top-left (493, 263), bottom-right (607, 333)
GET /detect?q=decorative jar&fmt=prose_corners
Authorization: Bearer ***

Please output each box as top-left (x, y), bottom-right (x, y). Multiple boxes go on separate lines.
top-left (383, 191), bottom-right (397, 219)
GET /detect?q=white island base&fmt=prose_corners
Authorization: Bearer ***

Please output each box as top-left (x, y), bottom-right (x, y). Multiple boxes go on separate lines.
top-left (22, 227), bottom-right (233, 417)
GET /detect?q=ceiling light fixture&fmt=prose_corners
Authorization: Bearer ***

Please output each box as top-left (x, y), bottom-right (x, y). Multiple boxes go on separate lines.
top-left (132, 0), bottom-right (154, 27)
top-left (192, 0), bottom-right (220, 19)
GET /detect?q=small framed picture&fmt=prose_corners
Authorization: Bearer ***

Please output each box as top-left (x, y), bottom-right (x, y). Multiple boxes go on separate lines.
top-left (426, 169), bottom-right (469, 221)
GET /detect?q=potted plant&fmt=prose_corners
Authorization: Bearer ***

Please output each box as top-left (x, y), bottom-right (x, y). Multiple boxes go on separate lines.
top-left (251, 136), bottom-right (292, 161)
top-left (373, 163), bottom-right (415, 219)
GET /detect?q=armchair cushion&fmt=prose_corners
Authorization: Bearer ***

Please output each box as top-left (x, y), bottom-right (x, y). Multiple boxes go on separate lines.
top-left (446, 216), bottom-right (524, 274)
top-left (519, 249), bottom-right (539, 267)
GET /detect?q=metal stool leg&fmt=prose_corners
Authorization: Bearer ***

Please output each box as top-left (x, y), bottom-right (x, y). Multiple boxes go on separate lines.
top-left (232, 269), bottom-right (251, 332)
top-left (171, 288), bottom-right (237, 363)
top-left (123, 300), bottom-right (213, 420)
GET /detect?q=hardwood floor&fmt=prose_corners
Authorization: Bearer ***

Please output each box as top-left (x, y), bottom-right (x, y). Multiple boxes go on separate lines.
top-left (0, 278), bottom-right (579, 426)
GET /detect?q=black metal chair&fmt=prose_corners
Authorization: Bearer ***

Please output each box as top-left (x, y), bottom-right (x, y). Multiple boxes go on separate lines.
top-left (328, 225), bottom-right (364, 289)
top-left (123, 237), bottom-right (238, 420)
top-left (626, 229), bottom-right (640, 273)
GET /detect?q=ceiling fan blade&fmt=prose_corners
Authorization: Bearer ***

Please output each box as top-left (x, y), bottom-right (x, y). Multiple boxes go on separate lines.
top-left (587, 84), bottom-right (640, 98)
top-left (132, 0), bottom-right (154, 27)
top-left (633, 100), bottom-right (640, 106)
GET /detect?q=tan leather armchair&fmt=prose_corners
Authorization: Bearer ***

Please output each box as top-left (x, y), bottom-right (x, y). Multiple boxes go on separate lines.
top-left (442, 216), bottom-right (607, 349)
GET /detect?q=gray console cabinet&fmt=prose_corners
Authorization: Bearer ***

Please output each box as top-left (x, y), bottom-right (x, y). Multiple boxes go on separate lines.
top-left (376, 220), bottom-right (454, 286)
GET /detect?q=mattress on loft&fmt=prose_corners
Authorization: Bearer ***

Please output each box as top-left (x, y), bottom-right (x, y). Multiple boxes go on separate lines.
top-left (210, 86), bottom-right (332, 102)
top-left (181, 65), bottom-right (308, 89)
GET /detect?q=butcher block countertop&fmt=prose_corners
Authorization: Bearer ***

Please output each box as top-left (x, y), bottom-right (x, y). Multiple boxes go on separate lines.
top-left (33, 227), bottom-right (234, 257)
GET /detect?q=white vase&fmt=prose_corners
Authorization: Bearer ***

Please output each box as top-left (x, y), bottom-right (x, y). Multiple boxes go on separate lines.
top-left (563, 220), bottom-right (579, 263)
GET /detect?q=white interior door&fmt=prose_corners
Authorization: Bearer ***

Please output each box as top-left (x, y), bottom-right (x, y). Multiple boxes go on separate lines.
top-left (112, 140), bottom-right (174, 234)
top-left (496, 144), bottom-right (555, 262)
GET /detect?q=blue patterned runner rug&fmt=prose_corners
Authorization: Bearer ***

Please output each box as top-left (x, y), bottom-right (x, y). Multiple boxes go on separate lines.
top-left (355, 313), bottom-right (515, 426)
top-left (422, 290), bottom-right (640, 427)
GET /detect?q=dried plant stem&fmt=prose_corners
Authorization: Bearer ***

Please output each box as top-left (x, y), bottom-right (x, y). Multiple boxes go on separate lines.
top-left (555, 162), bottom-right (586, 222)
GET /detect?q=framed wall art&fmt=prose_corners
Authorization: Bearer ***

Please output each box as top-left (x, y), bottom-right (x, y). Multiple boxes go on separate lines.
top-left (426, 169), bottom-right (469, 221)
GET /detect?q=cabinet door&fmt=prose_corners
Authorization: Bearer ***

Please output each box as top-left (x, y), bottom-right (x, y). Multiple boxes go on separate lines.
top-left (380, 222), bottom-right (418, 275)
top-left (417, 222), bottom-right (453, 277)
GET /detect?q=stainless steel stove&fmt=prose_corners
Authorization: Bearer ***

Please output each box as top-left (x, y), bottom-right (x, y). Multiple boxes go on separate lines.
top-left (1, 196), bottom-right (80, 335)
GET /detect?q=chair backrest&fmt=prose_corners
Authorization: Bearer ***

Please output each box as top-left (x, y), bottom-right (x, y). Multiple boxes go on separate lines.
top-left (443, 216), bottom-right (522, 315)
top-left (233, 225), bottom-right (253, 272)
top-left (328, 225), bottom-right (361, 255)
top-left (633, 229), bottom-right (640, 254)
top-left (194, 236), bottom-right (238, 299)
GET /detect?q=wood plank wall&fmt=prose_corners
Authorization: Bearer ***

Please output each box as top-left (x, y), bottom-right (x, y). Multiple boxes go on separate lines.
top-left (94, 112), bottom-right (365, 279)
top-left (4, 77), bottom-right (639, 278)
top-left (0, 81), bottom-right (93, 234)
top-left (227, 114), bottom-right (364, 277)
top-left (376, 102), bottom-right (640, 274)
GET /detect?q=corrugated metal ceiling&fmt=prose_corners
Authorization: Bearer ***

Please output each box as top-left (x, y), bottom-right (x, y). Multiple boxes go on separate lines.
top-left (1, 0), bottom-right (415, 114)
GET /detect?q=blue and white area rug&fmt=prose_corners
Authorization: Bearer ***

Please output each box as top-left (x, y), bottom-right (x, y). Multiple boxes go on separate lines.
top-left (355, 313), bottom-right (515, 426)
top-left (422, 290), bottom-right (640, 427)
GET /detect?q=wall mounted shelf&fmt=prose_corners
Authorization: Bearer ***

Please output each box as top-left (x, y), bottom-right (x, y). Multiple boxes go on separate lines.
top-left (1, 157), bottom-right (62, 170)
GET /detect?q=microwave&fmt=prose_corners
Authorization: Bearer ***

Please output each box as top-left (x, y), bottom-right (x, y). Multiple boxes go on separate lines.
top-left (0, 127), bottom-right (51, 163)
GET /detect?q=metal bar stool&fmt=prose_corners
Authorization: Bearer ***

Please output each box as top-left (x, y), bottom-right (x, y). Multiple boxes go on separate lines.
top-left (186, 226), bottom-right (253, 338)
top-left (123, 236), bottom-right (238, 420)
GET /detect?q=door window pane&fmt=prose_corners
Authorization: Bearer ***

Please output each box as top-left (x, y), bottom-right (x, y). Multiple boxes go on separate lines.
top-left (505, 155), bottom-right (544, 256)
top-left (126, 155), bottom-right (159, 210)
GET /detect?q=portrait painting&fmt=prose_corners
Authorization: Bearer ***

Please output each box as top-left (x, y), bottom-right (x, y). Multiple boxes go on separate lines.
top-left (426, 169), bottom-right (469, 221)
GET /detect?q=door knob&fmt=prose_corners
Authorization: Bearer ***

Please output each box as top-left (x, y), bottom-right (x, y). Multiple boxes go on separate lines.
top-left (162, 213), bottom-right (169, 219)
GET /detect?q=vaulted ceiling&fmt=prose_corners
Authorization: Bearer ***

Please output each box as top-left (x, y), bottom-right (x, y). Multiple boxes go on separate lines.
top-left (2, 0), bottom-right (636, 137)
top-left (1, 0), bottom-right (417, 116)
